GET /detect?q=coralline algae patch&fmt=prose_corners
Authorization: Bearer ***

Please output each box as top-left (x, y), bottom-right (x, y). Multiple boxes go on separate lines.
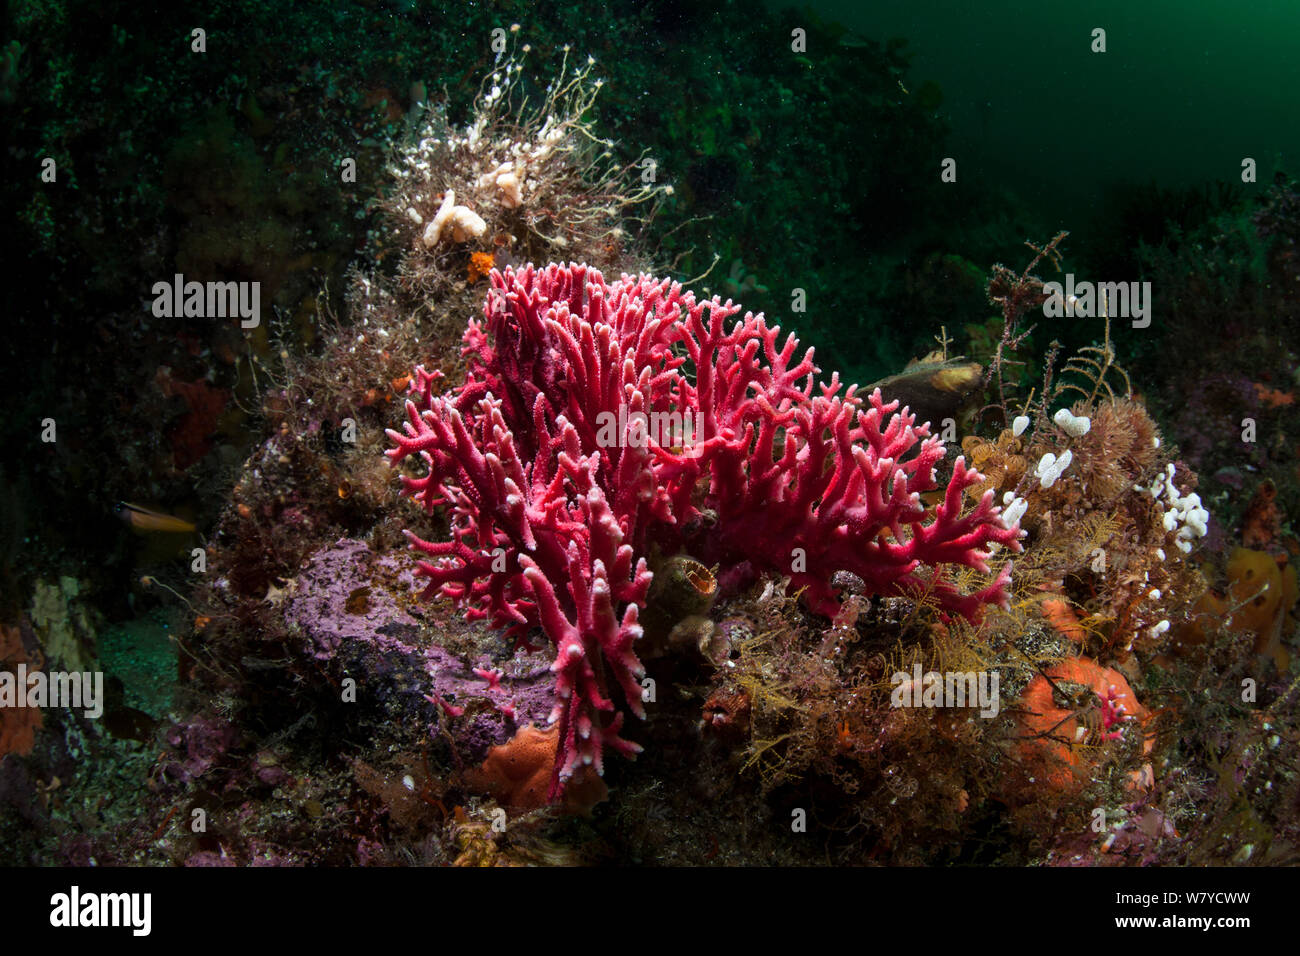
top-left (283, 538), bottom-right (422, 663)
top-left (283, 538), bottom-right (555, 762)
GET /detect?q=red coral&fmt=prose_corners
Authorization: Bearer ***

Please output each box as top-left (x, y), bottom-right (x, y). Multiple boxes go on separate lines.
top-left (386, 263), bottom-right (1023, 798)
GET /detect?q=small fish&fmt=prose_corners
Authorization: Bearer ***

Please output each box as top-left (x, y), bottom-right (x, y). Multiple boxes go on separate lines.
top-left (868, 355), bottom-right (984, 429)
top-left (116, 502), bottom-right (196, 534)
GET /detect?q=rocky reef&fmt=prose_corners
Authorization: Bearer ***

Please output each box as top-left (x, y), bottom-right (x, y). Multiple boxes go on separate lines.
top-left (3, 7), bottom-right (1299, 870)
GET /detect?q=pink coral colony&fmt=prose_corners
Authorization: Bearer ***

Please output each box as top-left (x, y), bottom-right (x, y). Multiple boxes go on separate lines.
top-left (386, 262), bottom-right (1023, 798)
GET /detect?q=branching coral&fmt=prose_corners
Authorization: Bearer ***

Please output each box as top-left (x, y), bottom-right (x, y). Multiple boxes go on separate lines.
top-left (386, 262), bottom-right (1023, 799)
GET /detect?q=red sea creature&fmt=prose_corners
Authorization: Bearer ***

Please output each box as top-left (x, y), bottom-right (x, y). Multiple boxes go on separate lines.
top-left (386, 262), bottom-right (1023, 798)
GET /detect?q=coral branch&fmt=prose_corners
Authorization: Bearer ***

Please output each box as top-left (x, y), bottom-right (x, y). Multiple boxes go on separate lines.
top-left (387, 262), bottom-right (1023, 798)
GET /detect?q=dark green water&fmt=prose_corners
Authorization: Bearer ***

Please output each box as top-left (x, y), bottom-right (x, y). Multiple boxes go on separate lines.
top-left (788, 0), bottom-right (1300, 222)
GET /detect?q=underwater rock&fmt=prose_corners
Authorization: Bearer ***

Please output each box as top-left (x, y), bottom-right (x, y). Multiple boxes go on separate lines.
top-left (28, 576), bottom-right (97, 673)
top-left (284, 538), bottom-right (422, 663)
top-left (284, 538), bottom-right (556, 762)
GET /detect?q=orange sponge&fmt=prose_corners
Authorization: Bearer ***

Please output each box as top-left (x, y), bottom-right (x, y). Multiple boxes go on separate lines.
top-left (1175, 548), bottom-right (1297, 669)
top-left (1007, 657), bottom-right (1153, 799)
